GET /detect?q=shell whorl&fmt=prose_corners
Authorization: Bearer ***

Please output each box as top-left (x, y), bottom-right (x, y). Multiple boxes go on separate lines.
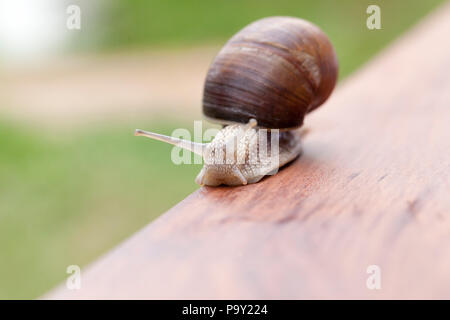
top-left (202, 16), bottom-right (338, 129)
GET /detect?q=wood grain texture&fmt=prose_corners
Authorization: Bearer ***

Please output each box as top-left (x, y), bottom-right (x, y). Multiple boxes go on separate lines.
top-left (47, 4), bottom-right (450, 299)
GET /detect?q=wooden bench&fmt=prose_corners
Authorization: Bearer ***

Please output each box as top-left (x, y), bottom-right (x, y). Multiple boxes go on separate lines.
top-left (47, 4), bottom-right (450, 299)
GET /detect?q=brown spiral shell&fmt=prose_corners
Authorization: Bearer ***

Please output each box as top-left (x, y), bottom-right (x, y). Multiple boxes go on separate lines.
top-left (202, 16), bottom-right (338, 129)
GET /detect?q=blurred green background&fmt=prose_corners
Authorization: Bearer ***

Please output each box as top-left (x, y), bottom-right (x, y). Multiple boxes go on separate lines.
top-left (0, 0), bottom-right (445, 298)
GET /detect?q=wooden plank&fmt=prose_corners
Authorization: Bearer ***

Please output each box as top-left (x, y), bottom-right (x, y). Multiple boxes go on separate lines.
top-left (47, 4), bottom-right (450, 299)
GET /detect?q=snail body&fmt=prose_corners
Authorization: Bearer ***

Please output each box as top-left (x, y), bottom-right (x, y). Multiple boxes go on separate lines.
top-left (195, 120), bottom-right (302, 186)
top-left (136, 119), bottom-right (301, 186)
top-left (135, 16), bottom-right (338, 186)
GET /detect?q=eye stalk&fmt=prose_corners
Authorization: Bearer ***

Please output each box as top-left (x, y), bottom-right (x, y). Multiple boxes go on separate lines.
top-left (134, 129), bottom-right (205, 156)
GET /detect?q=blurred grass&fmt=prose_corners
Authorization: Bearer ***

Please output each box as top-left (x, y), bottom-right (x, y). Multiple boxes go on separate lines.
top-left (0, 119), bottom-right (203, 298)
top-left (81, 0), bottom-right (446, 78)
top-left (0, 0), bottom-right (446, 299)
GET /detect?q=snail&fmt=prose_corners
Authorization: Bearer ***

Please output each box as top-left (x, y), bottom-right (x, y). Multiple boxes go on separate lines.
top-left (135, 16), bottom-right (338, 186)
